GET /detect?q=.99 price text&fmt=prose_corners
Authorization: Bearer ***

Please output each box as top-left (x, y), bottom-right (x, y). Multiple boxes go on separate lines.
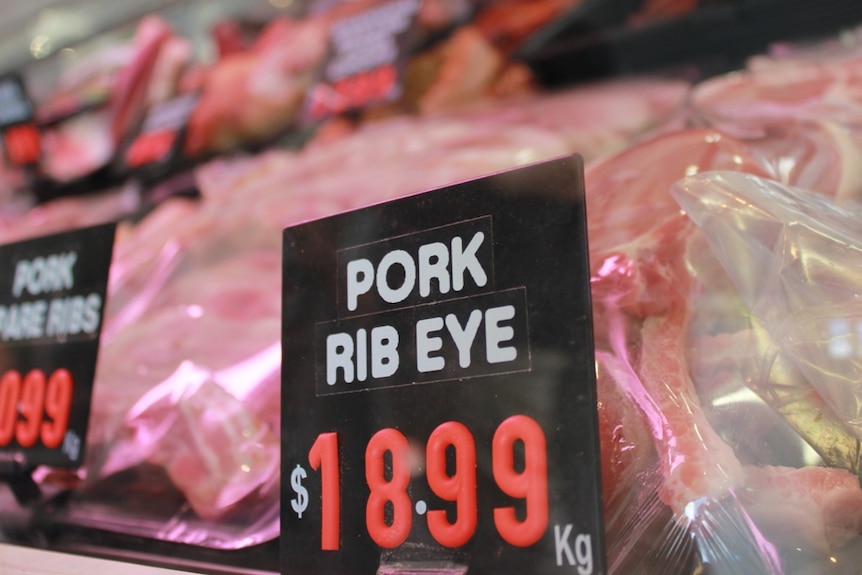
top-left (0, 368), bottom-right (73, 449)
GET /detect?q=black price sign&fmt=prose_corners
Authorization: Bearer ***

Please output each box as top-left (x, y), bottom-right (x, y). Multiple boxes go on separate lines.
top-left (282, 156), bottom-right (605, 574)
top-left (124, 93), bottom-right (198, 169)
top-left (304, 0), bottom-right (420, 121)
top-left (0, 74), bottom-right (40, 166)
top-left (0, 224), bottom-right (115, 467)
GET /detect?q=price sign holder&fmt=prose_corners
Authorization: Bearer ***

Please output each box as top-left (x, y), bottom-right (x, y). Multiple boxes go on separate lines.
top-left (0, 73), bottom-right (41, 168)
top-left (301, 0), bottom-right (421, 123)
top-left (0, 459), bottom-right (40, 505)
top-left (282, 155), bottom-right (605, 575)
top-left (121, 92), bottom-right (200, 182)
top-left (0, 223), bottom-right (116, 505)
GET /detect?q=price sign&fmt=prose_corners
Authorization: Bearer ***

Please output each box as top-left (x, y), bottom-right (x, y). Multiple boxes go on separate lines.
top-left (0, 74), bottom-right (40, 166)
top-left (282, 156), bottom-right (605, 574)
top-left (0, 224), bottom-right (115, 467)
top-left (124, 93), bottom-right (198, 169)
top-left (303, 0), bottom-right (420, 122)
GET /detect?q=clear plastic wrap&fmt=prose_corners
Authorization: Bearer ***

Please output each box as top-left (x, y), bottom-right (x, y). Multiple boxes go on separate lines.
top-left (61, 199), bottom-right (284, 548)
top-left (668, 171), bottom-right (862, 573)
top-left (15, 74), bottom-right (686, 552)
top-left (690, 26), bottom-right (862, 129)
top-left (585, 127), bottom-right (776, 575)
top-left (5, 22), bottom-right (862, 573)
top-left (584, 125), bottom-right (862, 573)
top-left (674, 170), bottom-right (862, 444)
top-left (575, 31), bottom-right (862, 574)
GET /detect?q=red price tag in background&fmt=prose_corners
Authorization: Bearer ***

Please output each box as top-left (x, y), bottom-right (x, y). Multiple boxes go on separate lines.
top-left (282, 156), bottom-right (605, 575)
top-left (303, 0), bottom-right (419, 123)
top-left (2, 123), bottom-right (41, 166)
top-left (125, 129), bottom-right (177, 168)
top-left (124, 93), bottom-right (198, 170)
top-left (0, 74), bottom-right (41, 167)
top-left (307, 64), bottom-right (399, 121)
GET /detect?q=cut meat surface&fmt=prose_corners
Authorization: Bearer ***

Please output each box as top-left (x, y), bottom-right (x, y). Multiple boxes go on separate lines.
top-left (741, 465), bottom-right (862, 555)
top-left (86, 74), bottom-right (692, 526)
top-left (184, 17), bottom-right (329, 156)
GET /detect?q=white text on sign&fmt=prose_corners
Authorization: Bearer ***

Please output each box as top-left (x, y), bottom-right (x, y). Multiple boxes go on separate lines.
top-left (345, 231), bottom-right (488, 311)
top-left (318, 218), bottom-right (529, 395)
top-left (0, 250), bottom-right (104, 342)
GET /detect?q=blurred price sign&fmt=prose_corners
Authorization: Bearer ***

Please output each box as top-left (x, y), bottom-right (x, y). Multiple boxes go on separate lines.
top-left (0, 224), bottom-right (115, 467)
top-left (0, 74), bottom-right (40, 166)
top-left (124, 93), bottom-right (198, 169)
top-left (282, 156), bottom-right (606, 574)
top-left (303, 0), bottom-right (420, 121)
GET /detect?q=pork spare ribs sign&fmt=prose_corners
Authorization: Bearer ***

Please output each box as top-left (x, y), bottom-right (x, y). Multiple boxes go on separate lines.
top-left (281, 155), bottom-right (605, 574)
top-left (0, 224), bottom-right (115, 468)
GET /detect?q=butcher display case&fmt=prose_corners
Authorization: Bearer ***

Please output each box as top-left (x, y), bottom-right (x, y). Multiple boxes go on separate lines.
top-left (2, 1), bottom-right (862, 574)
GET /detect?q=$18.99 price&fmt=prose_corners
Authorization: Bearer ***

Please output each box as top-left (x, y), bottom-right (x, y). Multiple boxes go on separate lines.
top-left (291, 415), bottom-right (548, 551)
top-left (0, 368), bottom-right (73, 449)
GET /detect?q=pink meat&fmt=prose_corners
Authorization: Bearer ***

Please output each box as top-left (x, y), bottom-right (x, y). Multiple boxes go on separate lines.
top-left (40, 110), bottom-right (114, 182)
top-left (639, 284), bottom-right (745, 514)
top-left (184, 17), bottom-right (329, 156)
top-left (108, 16), bottom-right (174, 145)
top-left (86, 76), bottom-right (693, 523)
top-left (81, 46), bottom-right (862, 556)
top-left (592, 214), bottom-right (746, 517)
top-left (90, 243), bottom-right (283, 521)
top-left (92, 247), bottom-right (282, 437)
top-left (37, 15), bottom-right (181, 183)
top-left (66, 40), bottom-right (862, 559)
top-left (583, 120), bottom-right (862, 559)
top-left (595, 349), bottom-right (658, 539)
top-left (741, 465), bottom-right (862, 555)
top-left (417, 26), bottom-right (507, 115)
top-left (691, 43), bottom-right (862, 128)
top-left (195, 76), bottom-right (691, 209)
top-left (0, 185), bottom-right (140, 245)
top-left (587, 130), bottom-right (769, 250)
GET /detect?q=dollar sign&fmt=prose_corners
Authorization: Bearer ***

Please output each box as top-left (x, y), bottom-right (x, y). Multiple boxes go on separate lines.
top-left (291, 464), bottom-right (309, 518)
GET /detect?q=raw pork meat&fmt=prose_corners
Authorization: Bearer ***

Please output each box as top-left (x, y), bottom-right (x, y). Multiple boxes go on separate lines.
top-left (0, 184), bottom-right (140, 246)
top-left (36, 15), bottom-right (189, 183)
top-left (690, 31), bottom-right (862, 129)
top-left (184, 17), bottom-right (329, 157)
top-left (69, 75), bottom-right (690, 546)
top-left (29, 27), bottom-right (862, 574)
top-left (585, 127), bottom-right (862, 572)
top-left (741, 465), bottom-right (862, 555)
top-left (585, 35), bottom-right (862, 571)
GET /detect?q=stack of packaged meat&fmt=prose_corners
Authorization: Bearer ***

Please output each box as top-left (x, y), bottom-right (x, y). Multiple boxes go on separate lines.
top-left (60, 72), bottom-right (687, 549)
top-left (587, 31), bottom-right (862, 574)
top-left (3, 4), bottom-right (862, 574)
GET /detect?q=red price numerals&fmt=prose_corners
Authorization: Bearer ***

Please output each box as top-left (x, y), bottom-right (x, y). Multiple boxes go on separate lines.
top-left (305, 415), bottom-right (548, 551)
top-left (3, 123), bottom-right (41, 166)
top-left (308, 64), bottom-right (398, 120)
top-left (125, 130), bottom-right (176, 168)
top-left (0, 368), bottom-right (73, 449)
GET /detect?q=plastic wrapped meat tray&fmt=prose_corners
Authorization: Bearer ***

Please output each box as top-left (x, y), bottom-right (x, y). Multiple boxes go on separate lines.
top-left (7, 24), bottom-right (862, 575)
top-left (586, 31), bottom-right (862, 574)
top-left (0, 75), bottom-right (689, 552)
